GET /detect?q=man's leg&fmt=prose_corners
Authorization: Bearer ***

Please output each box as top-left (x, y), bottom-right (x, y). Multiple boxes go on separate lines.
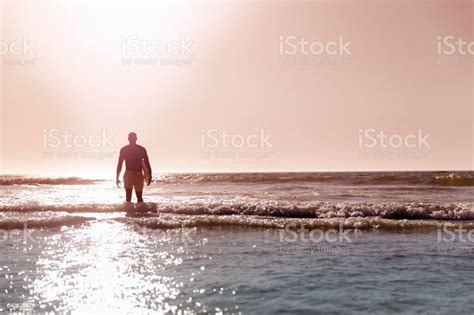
top-left (136, 190), bottom-right (143, 203)
top-left (135, 173), bottom-right (145, 203)
top-left (124, 171), bottom-right (133, 202)
top-left (125, 189), bottom-right (133, 202)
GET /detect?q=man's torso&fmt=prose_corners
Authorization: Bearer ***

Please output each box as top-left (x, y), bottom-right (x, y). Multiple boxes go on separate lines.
top-left (120, 144), bottom-right (146, 172)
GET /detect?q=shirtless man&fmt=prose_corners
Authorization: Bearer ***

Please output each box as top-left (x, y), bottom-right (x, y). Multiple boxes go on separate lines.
top-left (116, 132), bottom-right (152, 202)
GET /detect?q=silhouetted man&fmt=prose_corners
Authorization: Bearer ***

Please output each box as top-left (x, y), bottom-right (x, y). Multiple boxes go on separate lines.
top-left (116, 132), bottom-right (152, 202)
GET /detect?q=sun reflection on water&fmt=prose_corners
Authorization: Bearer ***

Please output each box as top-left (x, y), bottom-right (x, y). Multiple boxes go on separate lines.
top-left (32, 221), bottom-right (184, 313)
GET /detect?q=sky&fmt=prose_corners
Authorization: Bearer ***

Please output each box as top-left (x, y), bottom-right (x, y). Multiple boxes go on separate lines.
top-left (0, 0), bottom-right (472, 177)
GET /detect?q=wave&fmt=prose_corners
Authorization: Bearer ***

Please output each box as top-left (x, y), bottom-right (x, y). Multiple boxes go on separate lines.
top-left (154, 172), bottom-right (343, 184)
top-left (0, 176), bottom-right (103, 186)
top-left (155, 201), bottom-right (473, 220)
top-left (153, 172), bottom-right (423, 184)
top-left (1, 212), bottom-right (472, 231)
top-left (154, 171), bottom-right (473, 186)
top-left (1, 172), bottom-right (472, 186)
top-left (0, 216), bottom-right (94, 229)
top-left (116, 214), bottom-right (474, 231)
top-left (0, 203), bottom-right (158, 213)
top-left (435, 174), bottom-right (474, 186)
top-left (0, 201), bottom-right (471, 220)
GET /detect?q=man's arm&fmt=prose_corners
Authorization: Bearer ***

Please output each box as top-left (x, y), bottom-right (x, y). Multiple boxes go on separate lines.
top-left (143, 150), bottom-right (152, 186)
top-left (116, 152), bottom-right (124, 188)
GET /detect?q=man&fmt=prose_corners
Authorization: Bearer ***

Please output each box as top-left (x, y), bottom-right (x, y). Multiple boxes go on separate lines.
top-left (116, 132), bottom-right (152, 202)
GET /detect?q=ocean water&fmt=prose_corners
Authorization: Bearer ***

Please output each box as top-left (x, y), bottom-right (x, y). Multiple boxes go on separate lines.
top-left (0, 171), bottom-right (473, 313)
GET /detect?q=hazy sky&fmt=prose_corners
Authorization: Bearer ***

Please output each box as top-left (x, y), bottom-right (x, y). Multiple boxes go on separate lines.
top-left (0, 0), bottom-right (472, 177)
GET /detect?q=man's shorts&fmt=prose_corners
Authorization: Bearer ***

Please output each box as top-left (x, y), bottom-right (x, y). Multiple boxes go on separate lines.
top-left (123, 170), bottom-right (145, 191)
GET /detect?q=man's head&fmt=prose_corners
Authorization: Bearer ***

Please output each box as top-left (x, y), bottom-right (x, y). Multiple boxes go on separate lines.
top-left (128, 132), bottom-right (137, 144)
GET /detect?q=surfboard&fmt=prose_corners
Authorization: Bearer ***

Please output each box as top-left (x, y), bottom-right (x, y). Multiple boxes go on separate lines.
top-left (142, 160), bottom-right (151, 184)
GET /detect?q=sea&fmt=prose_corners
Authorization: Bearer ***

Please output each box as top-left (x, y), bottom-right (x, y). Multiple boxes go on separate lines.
top-left (0, 171), bottom-right (473, 314)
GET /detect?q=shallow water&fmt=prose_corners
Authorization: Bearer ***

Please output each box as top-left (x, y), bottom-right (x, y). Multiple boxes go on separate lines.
top-left (0, 172), bottom-right (472, 313)
top-left (0, 172), bottom-right (473, 225)
top-left (1, 221), bottom-right (473, 313)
